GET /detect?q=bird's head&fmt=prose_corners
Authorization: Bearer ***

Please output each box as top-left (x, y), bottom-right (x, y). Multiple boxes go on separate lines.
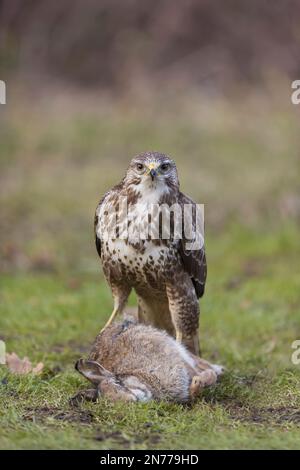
top-left (124, 152), bottom-right (179, 194)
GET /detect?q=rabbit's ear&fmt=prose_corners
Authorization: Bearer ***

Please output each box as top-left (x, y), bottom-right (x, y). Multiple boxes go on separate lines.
top-left (75, 359), bottom-right (113, 384)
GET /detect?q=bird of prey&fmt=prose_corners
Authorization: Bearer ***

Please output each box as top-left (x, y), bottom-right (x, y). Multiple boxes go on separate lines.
top-left (94, 151), bottom-right (207, 355)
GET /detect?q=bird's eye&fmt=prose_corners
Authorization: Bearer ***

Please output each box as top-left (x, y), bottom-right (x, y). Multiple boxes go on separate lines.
top-left (160, 163), bottom-right (170, 172)
top-left (136, 163), bottom-right (144, 172)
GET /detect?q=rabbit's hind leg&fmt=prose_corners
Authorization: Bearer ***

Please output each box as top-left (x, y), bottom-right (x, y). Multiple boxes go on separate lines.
top-left (190, 354), bottom-right (225, 377)
top-left (189, 370), bottom-right (217, 400)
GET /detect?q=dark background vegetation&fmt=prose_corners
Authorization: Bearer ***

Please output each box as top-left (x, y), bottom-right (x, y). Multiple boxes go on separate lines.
top-left (0, 0), bottom-right (300, 272)
top-left (1, 0), bottom-right (300, 89)
top-left (0, 0), bottom-right (300, 450)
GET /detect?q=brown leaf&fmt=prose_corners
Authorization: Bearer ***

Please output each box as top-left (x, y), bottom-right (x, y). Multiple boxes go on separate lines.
top-left (5, 352), bottom-right (44, 375)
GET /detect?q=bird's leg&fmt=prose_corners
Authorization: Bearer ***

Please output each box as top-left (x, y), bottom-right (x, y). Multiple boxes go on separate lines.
top-left (100, 304), bottom-right (120, 332)
top-left (175, 329), bottom-right (183, 343)
top-left (166, 276), bottom-right (201, 356)
top-left (176, 330), bottom-right (201, 357)
top-left (101, 285), bottom-right (131, 333)
top-left (193, 331), bottom-right (200, 357)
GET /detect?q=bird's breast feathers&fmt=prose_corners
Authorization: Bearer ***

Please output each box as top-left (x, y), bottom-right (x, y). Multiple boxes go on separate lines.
top-left (103, 238), bottom-right (175, 275)
top-left (96, 178), bottom-right (182, 285)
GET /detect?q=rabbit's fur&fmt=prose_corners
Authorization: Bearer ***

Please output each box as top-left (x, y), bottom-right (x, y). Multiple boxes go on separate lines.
top-left (74, 320), bottom-right (223, 403)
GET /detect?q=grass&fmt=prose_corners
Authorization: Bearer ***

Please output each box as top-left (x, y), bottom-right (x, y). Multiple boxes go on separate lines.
top-left (1, 225), bottom-right (300, 450)
top-left (0, 83), bottom-right (300, 449)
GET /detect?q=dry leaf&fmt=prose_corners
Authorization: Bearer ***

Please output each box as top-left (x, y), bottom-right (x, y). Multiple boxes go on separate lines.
top-left (5, 352), bottom-right (44, 375)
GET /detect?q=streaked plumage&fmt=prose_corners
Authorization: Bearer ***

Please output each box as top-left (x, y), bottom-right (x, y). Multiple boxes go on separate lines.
top-left (94, 151), bottom-right (207, 355)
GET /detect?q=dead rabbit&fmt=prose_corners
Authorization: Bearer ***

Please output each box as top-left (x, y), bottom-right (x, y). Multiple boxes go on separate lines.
top-left (74, 320), bottom-right (223, 404)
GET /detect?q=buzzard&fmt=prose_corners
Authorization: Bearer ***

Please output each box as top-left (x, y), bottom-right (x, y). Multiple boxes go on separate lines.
top-left (94, 152), bottom-right (207, 355)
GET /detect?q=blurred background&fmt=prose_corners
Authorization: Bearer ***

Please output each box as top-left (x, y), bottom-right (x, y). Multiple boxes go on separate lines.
top-left (0, 0), bottom-right (299, 274)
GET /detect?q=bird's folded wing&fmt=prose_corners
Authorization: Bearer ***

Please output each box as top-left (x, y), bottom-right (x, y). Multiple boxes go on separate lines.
top-left (178, 192), bottom-right (207, 298)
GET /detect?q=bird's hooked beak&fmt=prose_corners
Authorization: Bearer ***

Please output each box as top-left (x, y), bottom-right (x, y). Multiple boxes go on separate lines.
top-left (147, 163), bottom-right (159, 181)
top-left (150, 168), bottom-right (157, 180)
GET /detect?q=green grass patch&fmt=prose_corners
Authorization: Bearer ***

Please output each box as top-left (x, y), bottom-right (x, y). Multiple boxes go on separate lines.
top-left (1, 226), bottom-right (300, 449)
